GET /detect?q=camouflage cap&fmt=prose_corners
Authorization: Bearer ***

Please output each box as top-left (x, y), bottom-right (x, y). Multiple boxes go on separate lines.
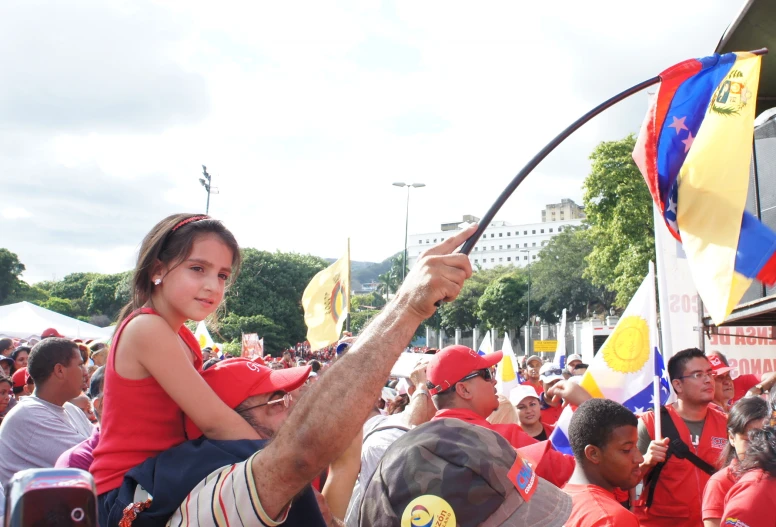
top-left (359, 418), bottom-right (571, 527)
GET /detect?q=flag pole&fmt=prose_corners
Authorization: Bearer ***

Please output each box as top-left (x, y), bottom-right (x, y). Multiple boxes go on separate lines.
top-left (449, 47), bottom-right (771, 258)
top-left (346, 237), bottom-right (351, 334)
top-left (653, 376), bottom-right (662, 440)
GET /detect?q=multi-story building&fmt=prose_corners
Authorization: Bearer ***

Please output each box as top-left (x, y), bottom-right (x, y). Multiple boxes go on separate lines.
top-left (407, 208), bottom-right (585, 271)
top-left (541, 198), bottom-right (585, 223)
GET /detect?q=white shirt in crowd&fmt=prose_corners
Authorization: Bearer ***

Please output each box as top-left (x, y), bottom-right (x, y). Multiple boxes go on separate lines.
top-left (0, 396), bottom-right (93, 485)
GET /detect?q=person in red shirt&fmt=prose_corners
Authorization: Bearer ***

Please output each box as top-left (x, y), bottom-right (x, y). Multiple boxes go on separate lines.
top-left (521, 355), bottom-right (544, 394)
top-left (708, 354), bottom-right (735, 413)
top-left (510, 385), bottom-right (554, 440)
top-left (563, 398), bottom-right (643, 526)
top-left (702, 396), bottom-right (769, 527)
top-left (721, 427), bottom-right (776, 526)
top-left (91, 215), bottom-right (260, 506)
top-left (427, 345), bottom-right (578, 488)
top-left (636, 348), bottom-right (729, 527)
top-left (708, 350), bottom-right (776, 403)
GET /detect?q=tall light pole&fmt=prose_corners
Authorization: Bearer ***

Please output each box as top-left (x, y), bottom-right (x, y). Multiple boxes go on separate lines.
top-left (520, 248), bottom-right (532, 355)
top-left (199, 166), bottom-right (212, 214)
top-left (199, 165), bottom-right (220, 214)
top-left (392, 182), bottom-right (425, 282)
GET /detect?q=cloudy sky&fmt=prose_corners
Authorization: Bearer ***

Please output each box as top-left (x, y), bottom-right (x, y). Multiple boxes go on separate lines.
top-left (1, 0), bottom-right (746, 283)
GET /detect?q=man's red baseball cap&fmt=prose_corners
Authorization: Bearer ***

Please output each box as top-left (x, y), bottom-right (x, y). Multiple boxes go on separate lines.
top-left (41, 328), bottom-right (64, 339)
top-left (427, 345), bottom-right (503, 395)
top-left (184, 358), bottom-right (311, 439)
top-left (708, 354), bottom-right (732, 376)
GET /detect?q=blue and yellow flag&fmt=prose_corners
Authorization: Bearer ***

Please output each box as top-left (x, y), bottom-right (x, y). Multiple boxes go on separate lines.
top-left (633, 51), bottom-right (776, 324)
top-left (302, 252), bottom-right (349, 351)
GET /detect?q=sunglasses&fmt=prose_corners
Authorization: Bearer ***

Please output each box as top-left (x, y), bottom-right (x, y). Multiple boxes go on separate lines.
top-left (540, 368), bottom-right (564, 378)
top-left (459, 368), bottom-right (493, 383)
top-left (239, 393), bottom-right (293, 412)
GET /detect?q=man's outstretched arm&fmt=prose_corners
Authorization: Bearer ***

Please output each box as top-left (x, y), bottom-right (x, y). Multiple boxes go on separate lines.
top-left (252, 225), bottom-right (477, 519)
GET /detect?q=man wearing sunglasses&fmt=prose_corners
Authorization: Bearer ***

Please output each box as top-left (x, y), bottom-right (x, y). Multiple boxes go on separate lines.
top-left (427, 345), bottom-right (577, 488)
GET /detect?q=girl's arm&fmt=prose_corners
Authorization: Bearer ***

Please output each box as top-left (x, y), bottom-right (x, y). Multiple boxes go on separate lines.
top-left (119, 316), bottom-right (259, 440)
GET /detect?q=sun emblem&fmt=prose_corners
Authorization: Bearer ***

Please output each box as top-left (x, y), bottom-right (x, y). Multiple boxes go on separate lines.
top-left (602, 316), bottom-right (650, 374)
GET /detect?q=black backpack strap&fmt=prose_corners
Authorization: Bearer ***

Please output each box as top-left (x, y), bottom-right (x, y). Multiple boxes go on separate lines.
top-left (644, 406), bottom-right (716, 508)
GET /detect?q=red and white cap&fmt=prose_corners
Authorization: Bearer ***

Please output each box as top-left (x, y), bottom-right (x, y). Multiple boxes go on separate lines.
top-left (708, 354), bottom-right (732, 376)
top-left (185, 358), bottom-right (311, 439)
top-left (427, 345), bottom-right (502, 395)
top-left (41, 328), bottom-right (64, 339)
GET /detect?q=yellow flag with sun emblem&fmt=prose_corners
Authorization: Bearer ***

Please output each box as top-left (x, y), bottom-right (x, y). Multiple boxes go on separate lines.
top-left (302, 250), bottom-right (350, 351)
top-left (194, 321), bottom-right (215, 351)
top-left (579, 263), bottom-right (670, 412)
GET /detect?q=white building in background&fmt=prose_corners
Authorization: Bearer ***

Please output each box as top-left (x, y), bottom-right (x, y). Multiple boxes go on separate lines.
top-left (407, 202), bottom-right (585, 271)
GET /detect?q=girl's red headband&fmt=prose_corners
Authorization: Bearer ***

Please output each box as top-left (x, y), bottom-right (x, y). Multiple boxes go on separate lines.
top-left (171, 215), bottom-right (210, 232)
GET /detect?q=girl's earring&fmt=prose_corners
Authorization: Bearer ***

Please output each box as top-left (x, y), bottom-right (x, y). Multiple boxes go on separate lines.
top-left (153, 278), bottom-right (162, 286)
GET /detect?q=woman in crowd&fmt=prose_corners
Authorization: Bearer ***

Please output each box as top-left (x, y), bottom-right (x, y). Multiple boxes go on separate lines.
top-left (0, 375), bottom-right (12, 424)
top-left (702, 396), bottom-right (769, 527)
top-left (0, 356), bottom-right (14, 377)
top-left (90, 214), bottom-right (260, 513)
top-left (11, 346), bottom-right (29, 372)
top-left (510, 385), bottom-right (555, 440)
top-left (721, 426), bottom-right (776, 525)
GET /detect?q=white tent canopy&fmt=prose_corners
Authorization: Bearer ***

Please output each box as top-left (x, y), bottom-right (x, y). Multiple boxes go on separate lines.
top-left (0, 301), bottom-right (114, 341)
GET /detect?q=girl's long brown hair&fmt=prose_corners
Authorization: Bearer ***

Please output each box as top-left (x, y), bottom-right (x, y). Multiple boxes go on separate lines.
top-left (115, 213), bottom-right (242, 331)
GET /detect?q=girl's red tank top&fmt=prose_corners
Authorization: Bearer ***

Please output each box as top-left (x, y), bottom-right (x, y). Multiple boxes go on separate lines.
top-left (90, 307), bottom-right (202, 495)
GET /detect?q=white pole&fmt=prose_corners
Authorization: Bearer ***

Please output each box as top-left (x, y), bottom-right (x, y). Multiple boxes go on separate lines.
top-left (653, 376), bottom-right (662, 440)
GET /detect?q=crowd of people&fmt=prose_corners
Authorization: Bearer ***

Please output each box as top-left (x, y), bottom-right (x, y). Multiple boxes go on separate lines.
top-left (1, 213), bottom-right (775, 526)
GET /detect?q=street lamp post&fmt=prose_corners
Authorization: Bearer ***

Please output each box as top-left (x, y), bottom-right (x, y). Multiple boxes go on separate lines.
top-left (392, 182), bottom-right (426, 282)
top-left (520, 249), bottom-right (532, 355)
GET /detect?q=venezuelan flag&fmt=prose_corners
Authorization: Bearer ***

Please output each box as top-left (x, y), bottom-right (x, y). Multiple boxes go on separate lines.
top-left (633, 52), bottom-right (776, 324)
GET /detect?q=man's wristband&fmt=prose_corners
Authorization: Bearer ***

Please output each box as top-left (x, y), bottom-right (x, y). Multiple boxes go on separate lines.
top-left (411, 389), bottom-right (430, 401)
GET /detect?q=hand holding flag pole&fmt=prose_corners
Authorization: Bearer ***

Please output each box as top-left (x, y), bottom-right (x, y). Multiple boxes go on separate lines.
top-left (436, 47), bottom-right (768, 308)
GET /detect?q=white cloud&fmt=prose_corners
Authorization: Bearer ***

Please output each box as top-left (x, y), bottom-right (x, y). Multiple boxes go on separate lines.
top-left (0, 0), bottom-right (747, 283)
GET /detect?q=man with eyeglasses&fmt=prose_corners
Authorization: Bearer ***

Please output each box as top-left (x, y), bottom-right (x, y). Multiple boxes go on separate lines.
top-left (426, 345), bottom-right (578, 488)
top-left (634, 347), bottom-right (728, 527)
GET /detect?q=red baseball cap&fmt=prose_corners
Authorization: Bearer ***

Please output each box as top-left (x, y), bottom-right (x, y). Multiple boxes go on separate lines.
top-left (12, 367), bottom-right (29, 389)
top-left (427, 345), bottom-right (503, 395)
top-left (708, 354), bottom-right (732, 376)
top-left (41, 328), bottom-right (64, 339)
top-left (185, 358), bottom-right (311, 439)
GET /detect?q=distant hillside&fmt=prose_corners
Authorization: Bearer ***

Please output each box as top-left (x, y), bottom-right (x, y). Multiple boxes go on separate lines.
top-left (324, 252), bottom-right (401, 290)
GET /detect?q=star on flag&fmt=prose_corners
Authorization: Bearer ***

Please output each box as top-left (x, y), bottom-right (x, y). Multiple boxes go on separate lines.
top-left (668, 115), bottom-right (688, 134)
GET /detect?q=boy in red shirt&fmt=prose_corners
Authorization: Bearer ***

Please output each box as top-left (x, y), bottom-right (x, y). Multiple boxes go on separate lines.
top-left (563, 398), bottom-right (643, 527)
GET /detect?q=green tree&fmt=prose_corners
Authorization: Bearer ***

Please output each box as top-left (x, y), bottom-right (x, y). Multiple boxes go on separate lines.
top-left (225, 249), bottom-right (329, 350)
top-left (0, 249), bottom-right (26, 304)
top-left (531, 226), bottom-right (616, 319)
top-left (83, 273), bottom-right (129, 319)
top-left (583, 134), bottom-right (655, 307)
top-left (478, 271), bottom-right (529, 333)
top-left (349, 310), bottom-right (378, 335)
top-left (438, 266), bottom-right (512, 332)
top-left (41, 297), bottom-right (75, 317)
top-left (351, 292), bottom-right (385, 312)
top-left (215, 313), bottom-right (285, 355)
top-left (49, 273), bottom-right (99, 300)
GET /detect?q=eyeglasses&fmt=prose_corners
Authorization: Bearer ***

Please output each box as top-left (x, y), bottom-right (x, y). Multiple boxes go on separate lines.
top-left (541, 369), bottom-right (564, 378)
top-left (239, 393), bottom-right (292, 412)
top-left (677, 371), bottom-right (714, 382)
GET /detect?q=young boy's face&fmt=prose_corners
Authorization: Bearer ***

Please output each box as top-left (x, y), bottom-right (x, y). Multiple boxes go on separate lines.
top-left (599, 424), bottom-right (644, 490)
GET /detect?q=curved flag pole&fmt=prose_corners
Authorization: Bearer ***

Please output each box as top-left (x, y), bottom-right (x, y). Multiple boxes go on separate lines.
top-left (436, 47), bottom-right (769, 307)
